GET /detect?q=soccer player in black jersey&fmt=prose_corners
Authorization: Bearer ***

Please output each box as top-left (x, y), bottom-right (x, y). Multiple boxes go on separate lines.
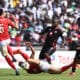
top-left (69, 17), bottom-right (80, 76)
top-left (69, 44), bottom-right (80, 76)
top-left (39, 18), bottom-right (66, 63)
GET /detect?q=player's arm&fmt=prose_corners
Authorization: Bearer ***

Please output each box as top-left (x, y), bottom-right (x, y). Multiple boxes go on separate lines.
top-left (39, 27), bottom-right (50, 35)
top-left (8, 15), bottom-right (19, 30)
top-left (25, 41), bottom-right (35, 59)
top-left (60, 27), bottom-right (67, 48)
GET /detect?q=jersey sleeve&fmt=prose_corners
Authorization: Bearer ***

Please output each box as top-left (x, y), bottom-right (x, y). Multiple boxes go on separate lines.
top-left (8, 19), bottom-right (16, 28)
top-left (39, 27), bottom-right (50, 35)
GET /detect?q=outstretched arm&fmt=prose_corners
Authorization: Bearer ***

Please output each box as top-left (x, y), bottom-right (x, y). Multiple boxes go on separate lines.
top-left (25, 41), bottom-right (35, 59)
top-left (8, 13), bottom-right (19, 29)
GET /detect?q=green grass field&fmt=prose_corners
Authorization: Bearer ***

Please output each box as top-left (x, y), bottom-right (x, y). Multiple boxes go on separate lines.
top-left (0, 69), bottom-right (80, 80)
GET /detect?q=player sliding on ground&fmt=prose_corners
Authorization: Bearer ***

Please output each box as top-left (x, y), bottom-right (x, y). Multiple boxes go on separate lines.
top-left (11, 41), bottom-right (74, 74)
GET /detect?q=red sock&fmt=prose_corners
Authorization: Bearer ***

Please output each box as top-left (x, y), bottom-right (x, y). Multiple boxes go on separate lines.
top-left (7, 45), bottom-right (14, 58)
top-left (13, 49), bottom-right (20, 55)
top-left (5, 56), bottom-right (16, 70)
top-left (61, 63), bottom-right (73, 72)
top-left (20, 51), bottom-right (29, 61)
top-left (13, 49), bottom-right (29, 61)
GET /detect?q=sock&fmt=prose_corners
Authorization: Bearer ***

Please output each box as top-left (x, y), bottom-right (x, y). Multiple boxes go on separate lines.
top-left (13, 49), bottom-right (29, 61)
top-left (20, 51), bottom-right (29, 61)
top-left (61, 63), bottom-right (73, 72)
top-left (46, 56), bottom-right (51, 63)
top-left (5, 56), bottom-right (16, 70)
top-left (13, 49), bottom-right (20, 55)
top-left (7, 45), bottom-right (17, 62)
top-left (45, 54), bottom-right (51, 63)
top-left (72, 64), bottom-right (76, 72)
top-left (7, 45), bottom-right (14, 58)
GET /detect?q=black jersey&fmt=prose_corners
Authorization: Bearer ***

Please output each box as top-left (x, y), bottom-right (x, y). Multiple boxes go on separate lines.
top-left (40, 27), bottom-right (63, 46)
top-left (39, 26), bottom-right (64, 59)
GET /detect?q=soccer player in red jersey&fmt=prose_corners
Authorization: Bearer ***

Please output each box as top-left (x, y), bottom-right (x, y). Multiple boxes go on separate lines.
top-left (12, 41), bottom-right (73, 74)
top-left (0, 8), bottom-right (19, 75)
top-left (12, 41), bottom-right (42, 73)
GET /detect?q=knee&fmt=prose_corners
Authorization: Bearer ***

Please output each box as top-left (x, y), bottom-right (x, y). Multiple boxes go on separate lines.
top-left (2, 49), bottom-right (8, 57)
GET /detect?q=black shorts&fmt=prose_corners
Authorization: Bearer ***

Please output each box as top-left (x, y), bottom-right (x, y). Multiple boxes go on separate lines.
top-left (69, 41), bottom-right (80, 50)
top-left (23, 31), bottom-right (31, 42)
top-left (69, 41), bottom-right (77, 50)
top-left (39, 45), bottom-right (56, 59)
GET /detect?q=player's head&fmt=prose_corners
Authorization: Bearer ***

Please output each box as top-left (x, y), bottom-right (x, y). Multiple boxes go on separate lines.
top-left (52, 18), bottom-right (60, 27)
top-left (0, 8), bottom-right (3, 16)
top-left (18, 61), bottom-right (30, 70)
top-left (52, 15), bottom-right (60, 27)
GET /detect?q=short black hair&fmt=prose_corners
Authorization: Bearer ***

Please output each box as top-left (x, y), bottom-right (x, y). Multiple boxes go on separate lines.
top-left (0, 8), bottom-right (3, 16)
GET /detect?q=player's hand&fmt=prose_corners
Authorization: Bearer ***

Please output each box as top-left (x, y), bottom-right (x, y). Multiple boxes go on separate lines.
top-left (25, 41), bottom-right (32, 47)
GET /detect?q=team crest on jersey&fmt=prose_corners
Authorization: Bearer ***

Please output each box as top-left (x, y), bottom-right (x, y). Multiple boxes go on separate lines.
top-left (49, 32), bottom-right (53, 35)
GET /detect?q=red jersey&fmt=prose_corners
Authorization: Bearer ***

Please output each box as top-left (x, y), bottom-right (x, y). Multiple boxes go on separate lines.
top-left (27, 63), bottom-right (42, 73)
top-left (0, 16), bottom-right (16, 41)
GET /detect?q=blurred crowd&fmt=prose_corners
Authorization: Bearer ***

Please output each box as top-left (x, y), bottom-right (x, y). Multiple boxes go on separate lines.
top-left (0, 0), bottom-right (80, 48)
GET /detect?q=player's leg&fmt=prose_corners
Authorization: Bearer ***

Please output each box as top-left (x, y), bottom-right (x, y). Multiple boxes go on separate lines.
top-left (7, 45), bottom-right (17, 62)
top-left (60, 63), bottom-right (73, 72)
top-left (39, 43), bottom-right (56, 64)
top-left (45, 46), bottom-right (56, 64)
top-left (39, 45), bottom-right (52, 63)
top-left (13, 49), bottom-right (29, 61)
top-left (2, 46), bottom-right (19, 75)
top-left (69, 50), bottom-right (80, 75)
top-left (39, 46), bottom-right (47, 59)
top-left (48, 62), bottom-right (73, 74)
top-left (0, 39), bottom-right (19, 75)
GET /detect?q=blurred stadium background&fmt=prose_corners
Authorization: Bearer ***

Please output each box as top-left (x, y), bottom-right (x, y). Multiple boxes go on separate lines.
top-left (0, 0), bottom-right (80, 80)
top-left (0, 0), bottom-right (80, 49)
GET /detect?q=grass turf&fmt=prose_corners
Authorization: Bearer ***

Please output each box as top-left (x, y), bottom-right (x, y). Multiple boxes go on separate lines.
top-left (0, 69), bottom-right (79, 80)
